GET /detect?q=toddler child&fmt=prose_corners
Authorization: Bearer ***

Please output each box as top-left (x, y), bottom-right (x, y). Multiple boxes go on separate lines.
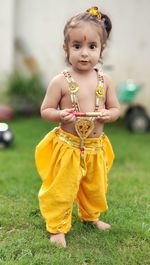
top-left (35, 6), bottom-right (120, 247)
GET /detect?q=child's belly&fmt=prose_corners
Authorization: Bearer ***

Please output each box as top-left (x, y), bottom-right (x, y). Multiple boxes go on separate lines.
top-left (60, 119), bottom-right (104, 138)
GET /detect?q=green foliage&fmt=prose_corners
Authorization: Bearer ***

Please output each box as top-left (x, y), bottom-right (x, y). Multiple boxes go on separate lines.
top-left (7, 72), bottom-right (45, 115)
top-left (0, 118), bottom-right (150, 265)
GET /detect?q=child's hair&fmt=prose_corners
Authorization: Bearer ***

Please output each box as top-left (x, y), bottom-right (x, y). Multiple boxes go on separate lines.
top-left (63, 7), bottom-right (112, 63)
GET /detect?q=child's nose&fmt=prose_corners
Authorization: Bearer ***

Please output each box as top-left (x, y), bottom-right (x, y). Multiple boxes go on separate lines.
top-left (81, 47), bottom-right (88, 57)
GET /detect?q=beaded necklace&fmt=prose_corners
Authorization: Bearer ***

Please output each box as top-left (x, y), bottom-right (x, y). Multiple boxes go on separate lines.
top-left (63, 69), bottom-right (105, 173)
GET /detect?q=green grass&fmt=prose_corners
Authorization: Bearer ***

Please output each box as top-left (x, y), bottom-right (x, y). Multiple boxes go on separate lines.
top-left (0, 117), bottom-right (150, 265)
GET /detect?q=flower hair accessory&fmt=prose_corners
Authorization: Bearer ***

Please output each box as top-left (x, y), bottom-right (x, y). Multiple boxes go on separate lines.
top-left (86, 6), bottom-right (102, 20)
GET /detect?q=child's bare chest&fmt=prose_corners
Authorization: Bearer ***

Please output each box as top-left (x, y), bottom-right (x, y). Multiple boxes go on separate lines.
top-left (60, 70), bottom-right (106, 113)
top-left (61, 83), bottom-right (98, 112)
top-left (75, 85), bottom-right (96, 112)
top-left (60, 85), bottom-right (95, 111)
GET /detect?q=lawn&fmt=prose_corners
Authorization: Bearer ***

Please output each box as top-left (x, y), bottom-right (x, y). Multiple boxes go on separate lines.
top-left (0, 117), bottom-right (150, 265)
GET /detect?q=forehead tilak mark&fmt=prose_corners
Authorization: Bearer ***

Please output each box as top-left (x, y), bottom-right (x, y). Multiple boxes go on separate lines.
top-left (83, 35), bottom-right (87, 41)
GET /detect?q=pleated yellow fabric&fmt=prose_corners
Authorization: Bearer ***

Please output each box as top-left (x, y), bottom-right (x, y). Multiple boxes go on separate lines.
top-left (35, 127), bottom-right (114, 234)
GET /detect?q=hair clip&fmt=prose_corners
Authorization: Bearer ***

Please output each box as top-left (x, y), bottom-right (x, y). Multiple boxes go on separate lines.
top-left (86, 6), bottom-right (102, 20)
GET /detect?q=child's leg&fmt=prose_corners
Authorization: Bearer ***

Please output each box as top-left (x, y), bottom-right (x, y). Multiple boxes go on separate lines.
top-left (77, 152), bottom-right (110, 230)
top-left (38, 148), bottom-right (82, 245)
top-left (36, 128), bottom-right (86, 246)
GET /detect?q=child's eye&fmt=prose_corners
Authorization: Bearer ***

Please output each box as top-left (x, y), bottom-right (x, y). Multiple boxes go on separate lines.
top-left (73, 44), bottom-right (81, 49)
top-left (89, 44), bottom-right (97, 49)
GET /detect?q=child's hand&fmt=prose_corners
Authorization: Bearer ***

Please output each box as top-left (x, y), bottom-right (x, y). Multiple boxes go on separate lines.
top-left (60, 108), bottom-right (76, 124)
top-left (96, 109), bottom-right (111, 122)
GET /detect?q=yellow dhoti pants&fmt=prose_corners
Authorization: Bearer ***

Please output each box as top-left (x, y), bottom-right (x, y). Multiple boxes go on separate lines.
top-left (35, 127), bottom-right (114, 234)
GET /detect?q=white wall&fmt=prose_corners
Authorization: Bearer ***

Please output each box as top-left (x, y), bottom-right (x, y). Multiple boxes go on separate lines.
top-left (0, 0), bottom-right (150, 112)
top-left (15, 0), bottom-right (117, 81)
top-left (0, 0), bottom-right (15, 85)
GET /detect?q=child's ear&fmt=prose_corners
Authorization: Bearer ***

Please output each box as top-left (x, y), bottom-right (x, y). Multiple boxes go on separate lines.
top-left (100, 44), bottom-right (106, 56)
top-left (63, 44), bottom-right (67, 53)
top-left (63, 44), bottom-right (68, 60)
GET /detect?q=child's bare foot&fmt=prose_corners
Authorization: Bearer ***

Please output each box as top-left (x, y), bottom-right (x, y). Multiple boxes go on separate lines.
top-left (50, 233), bottom-right (66, 248)
top-left (93, 220), bottom-right (111, 231)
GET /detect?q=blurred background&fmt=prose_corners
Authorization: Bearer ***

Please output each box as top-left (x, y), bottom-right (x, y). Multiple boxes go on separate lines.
top-left (0, 0), bottom-right (150, 131)
top-left (0, 2), bottom-right (150, 263)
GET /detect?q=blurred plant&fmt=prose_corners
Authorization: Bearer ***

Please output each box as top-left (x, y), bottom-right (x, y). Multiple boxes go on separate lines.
top-left (7, 72), bottom-right (45, 115)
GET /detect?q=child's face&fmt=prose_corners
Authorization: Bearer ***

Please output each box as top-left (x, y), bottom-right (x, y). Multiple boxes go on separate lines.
top-left (66, 21), bottom-right (102, 72)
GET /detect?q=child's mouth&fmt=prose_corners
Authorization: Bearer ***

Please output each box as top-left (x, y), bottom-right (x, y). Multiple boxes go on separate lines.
top-left (79, 60), bottom-right (89, 64)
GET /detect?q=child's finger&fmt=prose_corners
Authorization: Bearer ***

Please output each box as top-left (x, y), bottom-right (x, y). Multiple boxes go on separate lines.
top-left (66, 108), bottom-right (75, 113)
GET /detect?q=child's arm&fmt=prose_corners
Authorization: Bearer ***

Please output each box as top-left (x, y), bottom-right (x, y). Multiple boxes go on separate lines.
top-left (97, 75), bottom-right (121, 123)
top-left (40, 75), bottom-right (75, 124)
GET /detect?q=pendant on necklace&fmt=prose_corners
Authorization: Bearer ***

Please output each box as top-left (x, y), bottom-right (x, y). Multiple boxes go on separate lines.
top-left (96, 85), bottom-right (105, 97)
top-left (75, 118), bottom-right (94, 139)
top-left (69, 81), bottom-right (79, 93)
